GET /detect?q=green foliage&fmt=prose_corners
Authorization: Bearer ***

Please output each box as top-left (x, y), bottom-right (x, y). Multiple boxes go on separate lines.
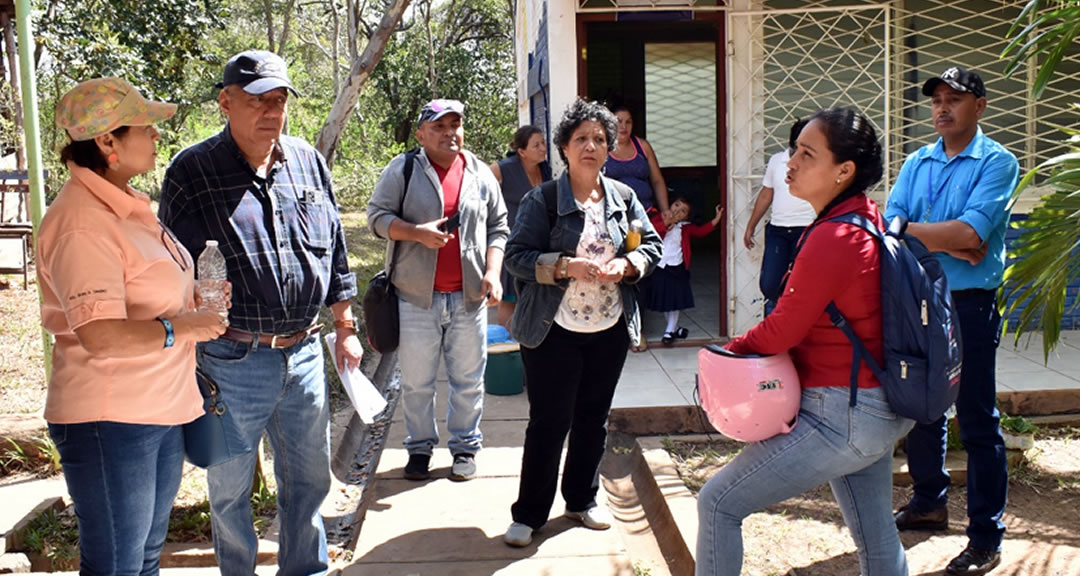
top-left (167, 483), bottom-right (278, 542)
top-left (0, 435), bottom-right (62, 476)
top-left (368, 0), bottom-right (516, 163)
top-left (1, 437), bottom-right (29, 472)
top-left (1002, 0), bottom-right (1080, 99)
top-left (22, 507), bottom-right (79, 569)
top-left (36, 433), bottom-right (62, 475)
top-left (38, 0), bottom-right (227, 106)
top-left (1001, 412), bottom-right (1038, 435)
top-left (1000, 0), bottom-right (1080, 361)
top-left (35, 0), bottom-right (516, 211)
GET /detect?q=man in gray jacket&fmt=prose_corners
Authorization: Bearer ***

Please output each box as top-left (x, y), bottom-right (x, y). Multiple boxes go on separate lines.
top-left (368, 99), bottom-right (509, 482)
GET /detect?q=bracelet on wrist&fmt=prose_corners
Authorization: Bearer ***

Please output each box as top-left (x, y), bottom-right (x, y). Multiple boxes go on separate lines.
top-left (157, 317), bottom-right (175, 349)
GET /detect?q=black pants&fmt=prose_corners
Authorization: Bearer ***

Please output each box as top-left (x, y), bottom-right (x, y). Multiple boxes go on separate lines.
top-left (905, 288), bottom-right (1007, 550)
top-left (761, 223), bottom-right (806, 315)
top-left (511, 318), bottom-right (630, 529)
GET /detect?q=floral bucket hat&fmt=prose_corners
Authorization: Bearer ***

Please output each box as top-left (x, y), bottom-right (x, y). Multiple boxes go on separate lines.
top-left (56, 77), bottom-right (177, 142)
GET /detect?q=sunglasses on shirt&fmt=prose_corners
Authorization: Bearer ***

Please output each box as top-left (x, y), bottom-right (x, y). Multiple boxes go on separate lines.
top-left (159, 223), bottom-right (192, 272)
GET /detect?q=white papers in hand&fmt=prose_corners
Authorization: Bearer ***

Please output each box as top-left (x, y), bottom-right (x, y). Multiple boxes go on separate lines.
top-left (324, 332), bottom-right (387, 423)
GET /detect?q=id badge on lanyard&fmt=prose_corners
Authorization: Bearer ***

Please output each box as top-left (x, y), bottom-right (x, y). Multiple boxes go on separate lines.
top-left (923, 163), bottom-right (940, 223)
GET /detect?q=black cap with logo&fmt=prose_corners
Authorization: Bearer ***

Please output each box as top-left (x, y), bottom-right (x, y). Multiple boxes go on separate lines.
top-left (216, 50), bottom-right (300, 96)
top-left (922, 66), bottom-right (986, 99)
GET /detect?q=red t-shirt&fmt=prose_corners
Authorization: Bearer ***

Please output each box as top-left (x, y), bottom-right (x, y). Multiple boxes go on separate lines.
top-left (433, 154), bottom-right (465, 293)
top-left (728, 194), bottom-right (884, 389)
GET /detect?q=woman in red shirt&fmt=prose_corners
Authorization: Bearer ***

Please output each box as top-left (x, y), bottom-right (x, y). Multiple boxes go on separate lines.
top-left (695, 108), bottom-right (915, 576)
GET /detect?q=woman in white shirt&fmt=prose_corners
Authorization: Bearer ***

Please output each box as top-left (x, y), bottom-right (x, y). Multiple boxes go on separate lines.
top-left (743, 119), bottom-right (816, 315)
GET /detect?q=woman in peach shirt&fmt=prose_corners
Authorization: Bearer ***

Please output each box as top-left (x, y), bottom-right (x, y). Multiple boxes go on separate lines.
top-left (37, 78), bottom-right (228, 574)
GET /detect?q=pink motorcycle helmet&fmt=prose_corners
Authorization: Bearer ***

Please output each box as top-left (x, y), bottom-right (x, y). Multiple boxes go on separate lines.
top-left (697, 345), bottom-right (801, 442)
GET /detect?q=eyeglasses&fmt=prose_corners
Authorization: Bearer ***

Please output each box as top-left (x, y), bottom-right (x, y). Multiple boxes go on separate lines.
top-left (159, 223), bottom-right (191, 271)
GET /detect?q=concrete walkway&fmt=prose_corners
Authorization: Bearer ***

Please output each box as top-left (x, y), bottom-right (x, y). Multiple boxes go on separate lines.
top-left (343, 330), bottom-right (1080, 574)
top-left (345, 392), bottom-right (637, 575)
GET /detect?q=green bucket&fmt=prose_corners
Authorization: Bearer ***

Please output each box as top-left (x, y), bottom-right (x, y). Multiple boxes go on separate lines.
top-left (486, 341), bottom-right (524, 395)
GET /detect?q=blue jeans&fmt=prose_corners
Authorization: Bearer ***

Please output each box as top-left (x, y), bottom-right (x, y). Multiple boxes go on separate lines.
top-left (697, 386), bottom-right (915, 576)
top-left (48, 421), bottom-right (184, 576)
top-left (904, 288), bottom-right (1007, 551)
top-left (197, 336), bottom-right (330, 576)
top-left (398, 291), bottom-right (486, 455)
top-left (760, 223), bottom-right (805, 315)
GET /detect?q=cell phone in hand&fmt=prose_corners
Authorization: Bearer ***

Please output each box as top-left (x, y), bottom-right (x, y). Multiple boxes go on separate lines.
top-left (442, 212), bottom-right (461, 233)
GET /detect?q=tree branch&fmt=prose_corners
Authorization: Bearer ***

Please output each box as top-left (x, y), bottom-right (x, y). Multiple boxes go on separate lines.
top-left (277, 0), bottom-right (298, 55)
top-left (263, 0), bottom-right (276, 52)
top-left (316, 0), bottom-right (413, 166)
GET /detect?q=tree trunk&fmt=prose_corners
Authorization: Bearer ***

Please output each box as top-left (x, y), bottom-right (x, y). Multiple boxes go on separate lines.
top-left (277, 0), bottom-right (297, 56)
top-left (330, 0), bottom-right (341, 95)
top-left (263, 0), bottom-right (276, 52)
top-left (2, 14), bottom-right (25, 172)
top-left (315, 0), bottom-right (412, 166)
top-left (422, 0), bottom-right (438, 98)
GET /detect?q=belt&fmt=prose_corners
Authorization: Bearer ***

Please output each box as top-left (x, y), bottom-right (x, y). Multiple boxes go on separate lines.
top-left (221, 324), bottom-right (323, 349)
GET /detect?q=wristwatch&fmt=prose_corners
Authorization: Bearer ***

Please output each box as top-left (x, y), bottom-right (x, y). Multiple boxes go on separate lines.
top-left (557, 257), bottom-right (570, 279)
top-left (334, 319), bottom-right (358, 333)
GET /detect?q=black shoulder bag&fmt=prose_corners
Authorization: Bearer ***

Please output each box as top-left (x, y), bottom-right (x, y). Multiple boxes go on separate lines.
top-left (362, 149), bottom-right (418, 353)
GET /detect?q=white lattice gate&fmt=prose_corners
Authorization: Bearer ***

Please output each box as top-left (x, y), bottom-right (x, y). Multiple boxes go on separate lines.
top-left (727, 3), bottom-right (890, 335)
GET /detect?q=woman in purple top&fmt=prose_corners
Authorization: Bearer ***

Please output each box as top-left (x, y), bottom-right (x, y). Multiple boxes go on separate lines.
top-left (603, 107), bottom-right (670, 213)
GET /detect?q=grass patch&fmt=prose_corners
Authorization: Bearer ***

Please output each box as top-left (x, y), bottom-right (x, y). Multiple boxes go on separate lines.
top-left (22, 507), bottom-right (79, 570)
top-left (1, 435), bottom-right (62, 477)
top-left (663, 436), bottom-right (742, 494)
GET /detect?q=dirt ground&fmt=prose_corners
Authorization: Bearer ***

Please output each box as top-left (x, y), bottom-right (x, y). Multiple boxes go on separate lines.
top-left (0, 281), bottom-right (47, 415)
top-left (669, 427), bottom-right (1080, 576)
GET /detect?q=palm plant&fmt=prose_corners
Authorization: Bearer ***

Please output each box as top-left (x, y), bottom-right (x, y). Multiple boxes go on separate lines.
top-left (999, 0), bottom-right (1080, 361)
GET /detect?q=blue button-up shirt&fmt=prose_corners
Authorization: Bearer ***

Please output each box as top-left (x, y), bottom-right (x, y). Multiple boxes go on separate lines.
top-left (159, 126), bottom-right (357, 334)
top-left (884, 127), bottom-right (1019, 291)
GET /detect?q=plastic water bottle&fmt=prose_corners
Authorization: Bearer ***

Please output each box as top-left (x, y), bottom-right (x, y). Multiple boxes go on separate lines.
top-left (197, 240), bottom-right (228, 317)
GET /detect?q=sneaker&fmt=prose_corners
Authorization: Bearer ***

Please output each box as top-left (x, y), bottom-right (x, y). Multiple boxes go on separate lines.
top-left (894, 503), bottom-right (948, 531)
top-left (945, 545), bottom-right (1001, 575)
top-left (403, 454), bottom-right (430, 481)
top-left (503, 522), bottom-right (533, 547)
top-left (449, 453), bottom-right (476, 481)
top-left (565, 505), bottom-right (612, 530)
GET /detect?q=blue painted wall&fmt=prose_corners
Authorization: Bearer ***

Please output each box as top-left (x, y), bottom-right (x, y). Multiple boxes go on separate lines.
top-left (1002, 214), bottom-right (1080, 330)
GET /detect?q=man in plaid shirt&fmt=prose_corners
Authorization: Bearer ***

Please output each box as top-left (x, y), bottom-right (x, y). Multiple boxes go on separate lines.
top-left (159, 50), bottom-right (359, 575)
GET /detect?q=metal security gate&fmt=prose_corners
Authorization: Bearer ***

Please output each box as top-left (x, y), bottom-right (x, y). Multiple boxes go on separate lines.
top-left (727, 3), bottom-right (889, 335)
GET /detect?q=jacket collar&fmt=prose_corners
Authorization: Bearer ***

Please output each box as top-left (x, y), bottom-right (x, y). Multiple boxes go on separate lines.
top-left (417, 148), bottom-right (478, 176)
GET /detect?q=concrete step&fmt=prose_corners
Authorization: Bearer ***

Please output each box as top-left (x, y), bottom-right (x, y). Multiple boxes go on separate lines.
top-left (0, 477), bottom-right (68, 554)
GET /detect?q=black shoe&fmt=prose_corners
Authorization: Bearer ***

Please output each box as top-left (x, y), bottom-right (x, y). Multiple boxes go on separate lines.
top-left (404, 454), bottom-right (431, 481)
top-left (894, 503), bottom-right (948, 531)
top-left (945, 545), bottom-right (1001, 575)
top-left (662, 332), bottom-right (675, 345)
top-left (449, 453), bottom-right (476, 481)
top-left (674, 327), bottom-right (689, 339)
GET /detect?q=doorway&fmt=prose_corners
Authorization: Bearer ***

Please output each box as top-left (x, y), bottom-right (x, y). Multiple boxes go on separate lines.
top-left (580, 16), bottom-right (728, 343)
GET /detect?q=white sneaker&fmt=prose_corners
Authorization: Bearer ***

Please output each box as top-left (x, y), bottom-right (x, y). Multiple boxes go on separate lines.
top-left (565, 506), bottom-right (612, 530)
top-left (503, 522), bottom-right (533, 547)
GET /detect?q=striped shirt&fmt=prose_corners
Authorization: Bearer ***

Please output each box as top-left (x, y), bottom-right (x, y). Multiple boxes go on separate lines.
top-left (159, 125), bottom-right (357, 334)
